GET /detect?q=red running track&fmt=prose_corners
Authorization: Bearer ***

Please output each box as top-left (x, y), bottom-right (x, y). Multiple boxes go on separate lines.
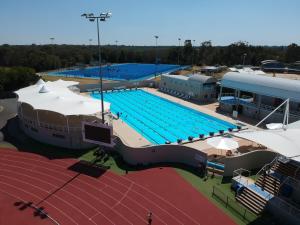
top-left (0, 148), bottom-right (236, 225)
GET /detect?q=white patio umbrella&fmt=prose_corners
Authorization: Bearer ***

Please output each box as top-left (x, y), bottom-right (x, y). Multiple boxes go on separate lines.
top-left (207, 136), bottom-right (239, 150)
top-left (266, 123), bottom-right (283, 130)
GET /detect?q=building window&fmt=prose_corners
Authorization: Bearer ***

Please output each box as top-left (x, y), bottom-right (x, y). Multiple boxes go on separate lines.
top-left (52, 133), bottom-right (65, 139)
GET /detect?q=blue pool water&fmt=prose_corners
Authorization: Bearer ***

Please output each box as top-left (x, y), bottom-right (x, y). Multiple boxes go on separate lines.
top-left (50, 63), bottom-right (184, 81)
top-left (91, 90), bottom-right (237, 144)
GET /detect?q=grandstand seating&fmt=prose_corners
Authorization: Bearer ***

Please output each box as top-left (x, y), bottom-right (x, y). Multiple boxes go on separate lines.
top-left (235, 159), bottom-right (300, 215)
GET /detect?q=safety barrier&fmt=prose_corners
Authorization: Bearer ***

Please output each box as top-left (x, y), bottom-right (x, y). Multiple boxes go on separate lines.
top-left (212, 185), bottom-right (257, 222)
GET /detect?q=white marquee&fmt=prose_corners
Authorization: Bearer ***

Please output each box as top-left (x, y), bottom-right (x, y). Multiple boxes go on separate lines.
top-left (15, 79), bottom-right (110, 116)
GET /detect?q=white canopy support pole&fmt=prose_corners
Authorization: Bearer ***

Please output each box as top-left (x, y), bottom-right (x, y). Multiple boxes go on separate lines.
top-left (218, 85), bottom-right (223, 101)
top-left (66, 116), bottom-right (70, 134)
top-left (255, 98), bottom-right (289, 127)
top-left (236, 90), bottom-right (241, 110)
top-left (283, 99), bottom-right (289, 130)
top-left (36, 110), bottom-right (40, 127)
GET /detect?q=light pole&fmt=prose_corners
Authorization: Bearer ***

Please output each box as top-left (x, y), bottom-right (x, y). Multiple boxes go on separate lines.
top-left (89, 38), bottom-right (93, 45)
top-left (50, 37), bottom-right (55, 45)
top-left (154, 35), bottom-right (159, 79)
top-left (178, 38), bottom-right (181, 65)
top-left (82, 12), bottom-right (112, 124)
top-left (115, 40), bottom-right (118, 47)
top-left (192, 40), bottom-right (196, 72)
top-left (242, 53), bottom-right (247, 66)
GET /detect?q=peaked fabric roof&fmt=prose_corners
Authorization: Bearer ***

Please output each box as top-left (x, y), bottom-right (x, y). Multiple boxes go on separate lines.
top-left (221, 72), bottom-right (300, 102)
top-left (15, 79), bottom-right (110, 116)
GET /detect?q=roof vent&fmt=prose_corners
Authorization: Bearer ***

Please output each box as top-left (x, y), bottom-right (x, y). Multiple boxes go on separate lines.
top-left (39, 85), bottom-right (51, 93)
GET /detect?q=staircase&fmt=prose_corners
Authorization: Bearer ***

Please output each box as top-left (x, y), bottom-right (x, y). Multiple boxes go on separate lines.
top-left (255, 174), bottom-right (281, 195)
top-left (271, 161), bottom-right (298, 178)
top-left (236, 187), bottom-right (268, 214)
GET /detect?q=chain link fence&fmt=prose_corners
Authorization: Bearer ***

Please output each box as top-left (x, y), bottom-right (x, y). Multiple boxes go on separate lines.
top-left (212, 185), bottom-right (257, 222)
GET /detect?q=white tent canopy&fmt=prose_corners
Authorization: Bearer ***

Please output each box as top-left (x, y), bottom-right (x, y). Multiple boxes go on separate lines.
top-left (207, 136), bottom-right (239, 150)
top-left (15, 79), bottom-right (110, 116)
top-left (234, 127), bottom-right (300, 162)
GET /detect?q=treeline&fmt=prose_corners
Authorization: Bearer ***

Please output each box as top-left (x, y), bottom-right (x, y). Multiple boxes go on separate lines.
top-left (0, 67), bottom-right (39, 97)
top-left (0, 41), bottom-right (299, 72)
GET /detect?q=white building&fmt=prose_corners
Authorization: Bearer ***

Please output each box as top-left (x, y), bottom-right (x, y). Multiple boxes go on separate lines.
top-left (160, 74), bottom-right (217, 101)
top-left (219, 72), bottom-right (300, 123)
top-left (15, 79), bottom-right (111, 149)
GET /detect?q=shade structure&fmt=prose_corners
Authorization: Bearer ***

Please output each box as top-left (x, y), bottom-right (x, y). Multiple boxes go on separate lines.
top-left (15, 79), bottom-right (110, 116)
top-left (207, 136), bottom-right (239, 150)
top-left (234, 128), bottom-right (300, 162)
top-left (266, 123), bottom-right (283, 130)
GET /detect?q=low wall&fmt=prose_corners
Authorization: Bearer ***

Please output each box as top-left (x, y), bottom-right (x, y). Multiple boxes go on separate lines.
top-left (222, 150), bottom-right (277, 177)
top-left (0, 98), bottom-right (18, 129)
top-left (79, 80), bottom-right (158, 92)
top-left (113, 137), bottom-right (207, 167)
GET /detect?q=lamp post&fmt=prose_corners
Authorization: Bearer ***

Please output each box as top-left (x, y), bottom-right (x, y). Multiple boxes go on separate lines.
top-left (89, 38), bottom-right (93, 45)
top-left (192, 39), bottom-right (196, 72)
top-left (82, 12), bottom-right (112, 124)
top-left (154, 35), bottom-right (159, 79)
top-left (115, 40), bottom-right (118, 47)
top-left (242, 53), bottom-right (247, 66)
top-left (178, 38), bottom-right (181, 65)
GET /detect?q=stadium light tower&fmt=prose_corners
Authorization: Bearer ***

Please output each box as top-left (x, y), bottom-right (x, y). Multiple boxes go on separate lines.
top-left (50, 37), bottom-right (55, 45)
top-left (192, 40), bottom-right (196, 70)
top-left (178, 38), bottom-right (181, 65)
top-left (154, 35), bottom-right (159, 79)
top-left (81, 12), bottom-right (112, 124)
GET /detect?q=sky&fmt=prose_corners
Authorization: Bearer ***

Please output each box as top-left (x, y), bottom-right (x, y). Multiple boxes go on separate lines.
top-left (0, 0), bottom-right (299, 46)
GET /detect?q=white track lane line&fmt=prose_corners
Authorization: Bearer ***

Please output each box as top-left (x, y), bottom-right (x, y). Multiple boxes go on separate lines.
top-left (0, 157), bottom-right (170, 224)
top-left (0, 160), bottom-right (157, 225)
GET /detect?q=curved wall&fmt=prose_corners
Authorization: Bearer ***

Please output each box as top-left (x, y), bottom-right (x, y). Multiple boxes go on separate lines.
top-left (221, 150), bottom-right (277, 176)
top-left (18, 102), bottom-right (98, 149)
top-left (113, 137), bottom-right (207, 167)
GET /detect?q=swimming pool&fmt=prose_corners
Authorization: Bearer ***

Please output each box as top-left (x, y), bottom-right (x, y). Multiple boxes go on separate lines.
top-left (91, 90), bottom-right (237, 145)
top-left (50, 63), bottom-right (185, 81)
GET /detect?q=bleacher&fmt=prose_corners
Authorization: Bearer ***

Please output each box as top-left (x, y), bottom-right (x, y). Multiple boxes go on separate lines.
top-left (234, 158), bottom-right (300, 215)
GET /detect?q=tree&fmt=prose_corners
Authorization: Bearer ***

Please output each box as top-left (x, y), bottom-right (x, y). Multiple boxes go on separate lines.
top-left (285, 43), bottom-right (300, 63)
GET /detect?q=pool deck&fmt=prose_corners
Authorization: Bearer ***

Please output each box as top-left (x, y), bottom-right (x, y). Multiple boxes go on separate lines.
top-left (105, 88), bottom-right (259, 154)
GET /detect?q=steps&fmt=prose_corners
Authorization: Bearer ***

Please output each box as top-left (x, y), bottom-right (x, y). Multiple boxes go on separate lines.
top-left (255, 174), bottom-right (281, 195)
top-left (271, 161), bottom-right (298, 178)
top-left (236, 187), bottom-right (268, 214)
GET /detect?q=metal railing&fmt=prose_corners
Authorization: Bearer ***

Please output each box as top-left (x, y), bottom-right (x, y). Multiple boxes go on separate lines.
top-left (255, 156), bottom-right (278, 178)
top-left (212, 185), bottom-right (257, 222)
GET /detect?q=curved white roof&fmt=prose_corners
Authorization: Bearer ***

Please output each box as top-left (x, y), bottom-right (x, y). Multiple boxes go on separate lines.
top-left (15, 79), bottom-right (110, 116)
top-left (221, 72), bottom-right (300, 102)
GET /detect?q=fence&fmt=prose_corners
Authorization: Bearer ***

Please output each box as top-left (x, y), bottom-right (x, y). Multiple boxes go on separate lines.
top-left (212, 185), bottom-right (257, 222)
